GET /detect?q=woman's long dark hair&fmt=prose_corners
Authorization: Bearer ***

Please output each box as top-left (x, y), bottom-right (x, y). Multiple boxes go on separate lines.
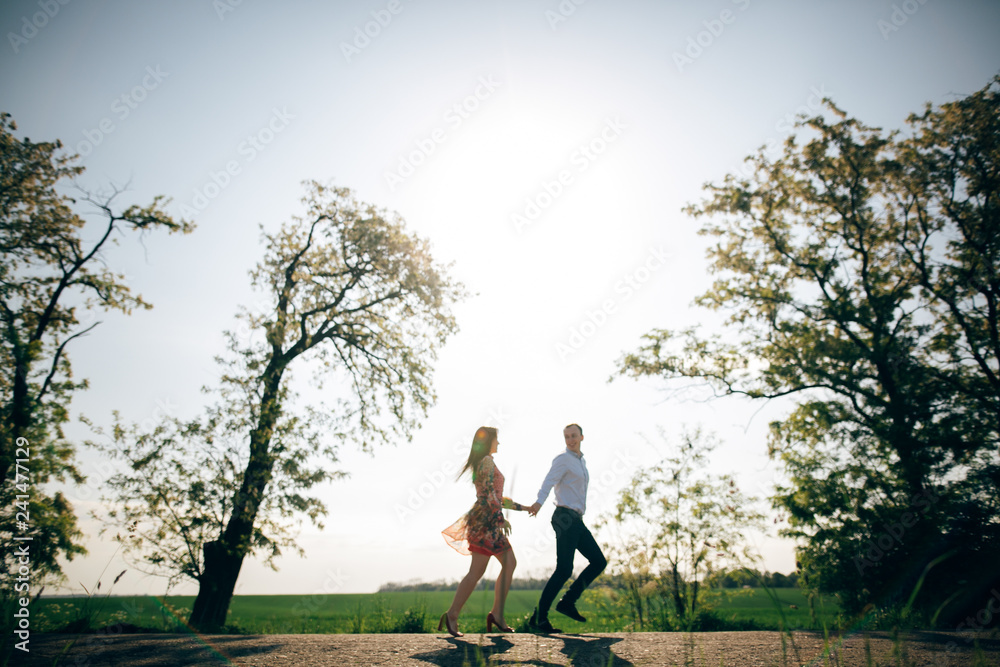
top-left (457, 426), bottom-right (497, 482)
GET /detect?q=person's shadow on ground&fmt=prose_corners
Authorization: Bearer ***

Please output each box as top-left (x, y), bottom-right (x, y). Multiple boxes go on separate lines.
top-left (410, 634), bottom-right (633, 667)
top-left (411, 636), bottom-right (523, 666)
top-left (557, 634), bottom-right (632, 667)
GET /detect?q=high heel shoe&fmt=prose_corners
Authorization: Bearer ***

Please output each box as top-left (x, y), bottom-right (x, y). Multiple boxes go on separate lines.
top-left (486, 612), bottom-right (514, 633)
top-left (438, 612), bottom-right (463, 637)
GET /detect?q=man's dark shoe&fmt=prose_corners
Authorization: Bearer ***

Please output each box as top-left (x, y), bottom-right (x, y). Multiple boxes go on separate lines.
top-left (534, 619), bottom-right (563, 634)
top-left (528, 608), bottom-right (562, 634)
top-left (555, 598), bottom-right (587, 622)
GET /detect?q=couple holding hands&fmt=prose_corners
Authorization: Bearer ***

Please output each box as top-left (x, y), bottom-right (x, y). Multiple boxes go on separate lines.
top-left (438, 424), bottom-right (607, 636)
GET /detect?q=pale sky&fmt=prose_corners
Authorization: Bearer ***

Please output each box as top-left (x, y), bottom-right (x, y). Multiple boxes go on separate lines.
top-left (3, 1), bottom-right (998, 597)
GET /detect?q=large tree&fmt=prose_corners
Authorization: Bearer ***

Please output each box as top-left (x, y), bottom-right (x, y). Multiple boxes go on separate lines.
top-left (616, 77), bottom-right (999, 625)
top-left (0, 112), bottom-right (191, 589)
top-left (97, 181), bottom-right (464, 629)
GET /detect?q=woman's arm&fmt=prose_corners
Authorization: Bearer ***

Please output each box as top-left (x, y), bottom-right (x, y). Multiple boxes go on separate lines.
top-left (502, 497), bottom-right (529, 511)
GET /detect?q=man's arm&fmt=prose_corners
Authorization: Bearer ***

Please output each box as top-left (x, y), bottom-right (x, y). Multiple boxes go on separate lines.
top-left (528, 454), bottom-right (566, 516)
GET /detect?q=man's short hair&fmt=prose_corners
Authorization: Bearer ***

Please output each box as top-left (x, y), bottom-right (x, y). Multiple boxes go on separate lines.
top-left (564, 423), bottom-right (583, 436)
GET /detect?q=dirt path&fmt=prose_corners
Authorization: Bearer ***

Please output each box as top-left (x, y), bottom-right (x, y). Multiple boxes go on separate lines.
top-left (16, 630), bottom-right (999, 666)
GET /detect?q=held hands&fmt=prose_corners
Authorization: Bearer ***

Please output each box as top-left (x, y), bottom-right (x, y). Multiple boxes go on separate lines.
top-left (500, 496), bottom-right (540, 529)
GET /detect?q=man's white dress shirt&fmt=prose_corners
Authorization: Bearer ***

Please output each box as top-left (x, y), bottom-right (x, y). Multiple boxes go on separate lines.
top-left (535, 448), bottom-right (589, 515)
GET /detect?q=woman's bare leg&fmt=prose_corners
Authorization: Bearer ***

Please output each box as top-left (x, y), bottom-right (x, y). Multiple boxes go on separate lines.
top-left (447, 553), bottom-right (490, 625)
top-left (490, 548), bottom-right (517, 626)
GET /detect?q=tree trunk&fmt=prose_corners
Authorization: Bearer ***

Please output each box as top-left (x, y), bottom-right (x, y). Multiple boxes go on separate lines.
top-left (188, 362), bottom-right (285, 630)
top-left (671, 564), bottom-right (685, 619)
top-left (189, 540), bottom-right (245, 628)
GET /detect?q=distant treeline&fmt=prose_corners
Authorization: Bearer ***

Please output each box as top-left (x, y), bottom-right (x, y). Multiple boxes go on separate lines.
top-left (712, 570), bottom-right (799, 589)
top-left (379, 577), bottom-right (552, 592)
top-left (379, 570), bottom-right (799, 592)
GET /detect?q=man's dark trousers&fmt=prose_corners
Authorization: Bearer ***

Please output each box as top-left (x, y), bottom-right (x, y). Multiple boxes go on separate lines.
top-left (538, 506), bottom-right (607, 620)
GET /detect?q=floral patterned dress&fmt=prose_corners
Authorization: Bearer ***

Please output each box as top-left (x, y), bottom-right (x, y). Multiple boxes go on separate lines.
top-left (441, 455), bottom-right (511, 556)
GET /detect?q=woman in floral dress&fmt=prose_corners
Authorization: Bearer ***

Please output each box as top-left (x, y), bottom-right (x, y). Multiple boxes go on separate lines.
top-left (439, 426), bottom-right (528, 636)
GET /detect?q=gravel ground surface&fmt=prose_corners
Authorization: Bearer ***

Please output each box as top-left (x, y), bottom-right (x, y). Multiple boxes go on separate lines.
top-left (14, 630), bottom-right (999, 666)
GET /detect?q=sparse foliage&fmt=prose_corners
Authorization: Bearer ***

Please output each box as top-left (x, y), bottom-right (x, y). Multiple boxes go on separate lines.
top-left (597, 428), bottom-right (766, 629)
top-left (90, 402), bottom-right (341, 591)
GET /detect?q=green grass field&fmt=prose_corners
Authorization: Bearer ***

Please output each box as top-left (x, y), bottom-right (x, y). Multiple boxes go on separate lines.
top-left (34, 588), bottom-right (840, 635)
top-left (702, 588), bottom-right (837, 629)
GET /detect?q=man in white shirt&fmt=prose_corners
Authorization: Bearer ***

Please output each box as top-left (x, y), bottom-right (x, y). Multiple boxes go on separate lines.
top-left (527, 423), bottom-right (607, 633)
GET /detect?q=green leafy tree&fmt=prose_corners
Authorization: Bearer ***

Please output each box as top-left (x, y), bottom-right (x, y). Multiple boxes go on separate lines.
top-left (616, 77), bottom-right (999, 624)
top-left (97, 181), bottom-right (464, 629)
top-left (598, 428), bottom-right (765, 630)
top-left (0, 112), bottom-right (191, 590)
